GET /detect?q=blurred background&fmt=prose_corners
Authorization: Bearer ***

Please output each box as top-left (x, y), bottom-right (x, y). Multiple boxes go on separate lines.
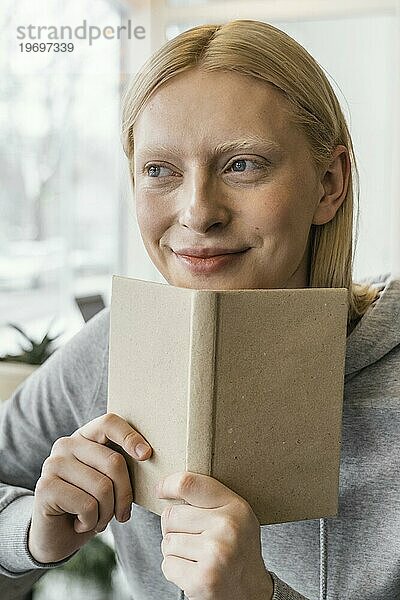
top-left (0, 0), bottom-right (399, 598)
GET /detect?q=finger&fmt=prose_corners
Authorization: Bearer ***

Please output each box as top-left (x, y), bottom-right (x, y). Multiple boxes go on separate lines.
top-left (160, 503), bottom-right (209, 536)
top-left (156, 471), bottom-right (237, 508)
top-left (161, 531), bottom-right (202, 562)
top-left (38, 475), bottom-right (99, 532)
top-left (72, 413), bottom-right (152, 460)
top-left (42, 455), bottom-right (114, 531)
top-left (69, 436), bottom-right (133, 523)
top-left (162, 554), bottom-right (198, 593)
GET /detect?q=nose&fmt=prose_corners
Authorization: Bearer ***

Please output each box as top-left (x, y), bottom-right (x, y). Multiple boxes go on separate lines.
top-left (178, 169), bottom-right (231, 234)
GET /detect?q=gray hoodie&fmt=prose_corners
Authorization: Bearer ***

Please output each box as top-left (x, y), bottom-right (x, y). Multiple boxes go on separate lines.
top-left (1, 273), bottom-right (400, 600)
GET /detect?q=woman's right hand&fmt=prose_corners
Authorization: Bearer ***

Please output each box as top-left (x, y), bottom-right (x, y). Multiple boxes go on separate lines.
top-left (28, 412), bottom-right (152, 564)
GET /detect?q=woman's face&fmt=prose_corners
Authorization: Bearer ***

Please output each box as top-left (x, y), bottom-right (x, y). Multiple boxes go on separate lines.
top-left (133, 68), bottom-right (348, 290)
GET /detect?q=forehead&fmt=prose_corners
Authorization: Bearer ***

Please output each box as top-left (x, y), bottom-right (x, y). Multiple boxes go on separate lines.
top-left (134, 69), bottom-right (302, 156)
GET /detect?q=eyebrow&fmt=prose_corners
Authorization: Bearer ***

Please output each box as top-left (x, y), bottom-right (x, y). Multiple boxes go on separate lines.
top-left (136, 135), bottom-right (283, 160)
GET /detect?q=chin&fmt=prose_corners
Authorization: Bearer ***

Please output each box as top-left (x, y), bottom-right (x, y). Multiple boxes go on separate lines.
top-left (165, 276), bottom-right (254, 291)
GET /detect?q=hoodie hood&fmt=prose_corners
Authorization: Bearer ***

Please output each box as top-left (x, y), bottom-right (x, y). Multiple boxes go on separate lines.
top-left (345, 272), bottom-right (400, 378)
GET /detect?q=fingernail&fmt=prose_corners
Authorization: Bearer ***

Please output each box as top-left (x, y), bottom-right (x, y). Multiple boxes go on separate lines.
top-left (75, 520), bottom-right (89, 533)
top-left (121, 507), bottom-right (131, 522)
top-left (135, 443), bottom-right (149, 458)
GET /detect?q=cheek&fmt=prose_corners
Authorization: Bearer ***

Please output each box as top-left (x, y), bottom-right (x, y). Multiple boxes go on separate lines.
top-left (253, 180), bottom-right (312, 236)
top-left (246, 188), bottom-right (311, 265)
top-left (246, 193), bottom-right (295, 236)
top-left (135, 195), bottom-right (169, 243)
top-left (135, 200), bottom-right (151, 232)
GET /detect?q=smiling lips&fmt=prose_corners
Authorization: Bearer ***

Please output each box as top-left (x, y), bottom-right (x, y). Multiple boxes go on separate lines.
top-left (173, 248), bottom-right (250, 273)
top-left (174, 246), bottom-right (251, 258)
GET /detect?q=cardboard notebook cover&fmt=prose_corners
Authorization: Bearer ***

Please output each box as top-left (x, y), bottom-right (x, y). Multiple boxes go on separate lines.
top-left (107, 275), bottom-right (348, 525)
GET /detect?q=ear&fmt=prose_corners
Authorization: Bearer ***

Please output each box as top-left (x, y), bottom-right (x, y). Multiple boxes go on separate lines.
top-left (312, 145), bottom-right (351, 225)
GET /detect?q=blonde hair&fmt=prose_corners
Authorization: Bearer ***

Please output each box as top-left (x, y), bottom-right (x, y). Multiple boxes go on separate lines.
top-left (121, 19), bottom-right (381, 330)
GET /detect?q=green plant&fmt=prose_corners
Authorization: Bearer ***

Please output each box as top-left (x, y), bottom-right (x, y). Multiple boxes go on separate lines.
top-left (0, 318), bottom-right (62, 365)
top-left (32, 536), bottom-right (118, 598)
top-left (60, 535), bottom-right (117, 591)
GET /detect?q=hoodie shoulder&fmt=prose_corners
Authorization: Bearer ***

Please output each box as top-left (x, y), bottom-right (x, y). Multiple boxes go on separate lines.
top-left (345, 274), bottom-right (400, 378)
top-left (30, 305), bottom-right (111, 424)
top-left (59, 306), bottom-right (110, 372)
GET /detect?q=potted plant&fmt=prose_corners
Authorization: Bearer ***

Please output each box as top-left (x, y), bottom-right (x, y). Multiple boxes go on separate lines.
top-left (0, 319), bottom-right (62, 402)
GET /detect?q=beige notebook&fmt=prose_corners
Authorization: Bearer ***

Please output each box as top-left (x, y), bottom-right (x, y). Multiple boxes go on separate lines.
top-left (107, 275), bottom-right (348, 525)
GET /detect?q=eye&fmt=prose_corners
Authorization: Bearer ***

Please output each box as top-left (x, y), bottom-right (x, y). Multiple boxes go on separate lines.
top-left (145, 164), bottom-right (176, 178)
top-left (225, 158), bottom-right (266, 174)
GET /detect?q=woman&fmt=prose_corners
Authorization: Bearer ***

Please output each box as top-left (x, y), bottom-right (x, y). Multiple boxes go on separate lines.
top-left (1, 19), bottom-right (399, 600)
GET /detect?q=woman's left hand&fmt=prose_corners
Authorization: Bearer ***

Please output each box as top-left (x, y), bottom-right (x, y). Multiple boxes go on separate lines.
top-left (155, 471), bottom-right (273, 600)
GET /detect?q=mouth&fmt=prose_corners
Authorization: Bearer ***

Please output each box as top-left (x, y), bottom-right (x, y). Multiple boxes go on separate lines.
top-left (172, 248), bottom-right (250, 274)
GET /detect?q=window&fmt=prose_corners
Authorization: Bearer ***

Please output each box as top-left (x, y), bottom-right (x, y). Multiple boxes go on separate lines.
top-left (0, 0), bottom-right (123, 351)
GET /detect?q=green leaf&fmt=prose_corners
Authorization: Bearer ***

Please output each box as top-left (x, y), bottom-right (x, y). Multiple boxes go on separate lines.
top-left (0, 320), bottom-right (63, 365)
top-left (59, 536), bottom-right (116, 590)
